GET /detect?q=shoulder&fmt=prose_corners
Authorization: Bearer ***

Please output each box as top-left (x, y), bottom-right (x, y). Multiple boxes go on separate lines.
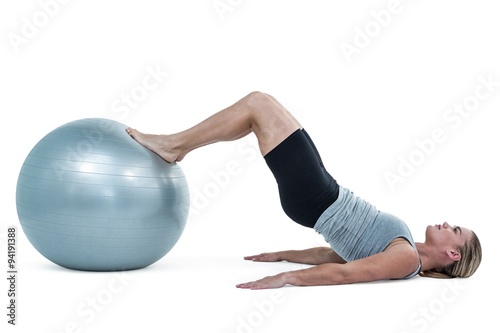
top-left (384, 238), bottom-right (421, 278)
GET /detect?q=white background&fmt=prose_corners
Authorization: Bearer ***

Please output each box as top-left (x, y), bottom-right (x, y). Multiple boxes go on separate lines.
top-left (1, 1), bottom-right (499, 332)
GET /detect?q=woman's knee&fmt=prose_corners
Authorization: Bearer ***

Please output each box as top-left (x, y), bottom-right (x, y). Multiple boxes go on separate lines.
top-left (244, 91), bottom-right (274, 109)
top-left (245, 91), bottom-right (291, 123)
top-left (245, 92), bottom-right (300, 155)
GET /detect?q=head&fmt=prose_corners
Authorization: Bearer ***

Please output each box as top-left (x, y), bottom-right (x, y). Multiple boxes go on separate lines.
top-left (419, 222), bottom-right (482, 279)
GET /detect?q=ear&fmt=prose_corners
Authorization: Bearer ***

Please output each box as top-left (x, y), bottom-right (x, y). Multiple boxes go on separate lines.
top-left (446, 249), bottom-right (461, 262)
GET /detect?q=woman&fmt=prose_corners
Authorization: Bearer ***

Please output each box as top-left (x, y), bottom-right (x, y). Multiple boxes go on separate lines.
top-left (126, 91), bottom-right (482, 289)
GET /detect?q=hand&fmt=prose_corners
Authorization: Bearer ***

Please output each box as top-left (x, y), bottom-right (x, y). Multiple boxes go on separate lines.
top-left (236, 273), bottom-right (287, 290)
top-left (243, 252), bottom-right (282, 262)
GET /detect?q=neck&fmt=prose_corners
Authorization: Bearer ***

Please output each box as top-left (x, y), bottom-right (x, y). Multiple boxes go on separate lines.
top-left (416, 242), bottom-right (441, 272)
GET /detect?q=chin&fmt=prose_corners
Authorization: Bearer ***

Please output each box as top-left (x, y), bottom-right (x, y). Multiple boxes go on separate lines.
top-left (424, 225), bottom-right (436, 240)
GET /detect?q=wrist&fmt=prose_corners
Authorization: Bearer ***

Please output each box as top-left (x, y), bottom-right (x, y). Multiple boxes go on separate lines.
top-left (277, 250), bottom-right (293, 262)
top-left (281, 271), bottom-right (295, 286)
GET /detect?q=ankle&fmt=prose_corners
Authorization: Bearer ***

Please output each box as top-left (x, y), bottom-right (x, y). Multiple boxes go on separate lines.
top-left (165, 133), bottom-right (185, 152)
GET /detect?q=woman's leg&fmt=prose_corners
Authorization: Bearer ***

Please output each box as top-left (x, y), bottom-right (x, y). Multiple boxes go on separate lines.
top-left (263, 129), bottom-right (339, 228)
top-left (126, 91), bottom-right (301, 162)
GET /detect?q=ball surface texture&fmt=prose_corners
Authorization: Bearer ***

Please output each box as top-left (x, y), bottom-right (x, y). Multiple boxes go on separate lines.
top-left (16, 118), bottom-right (189, 271)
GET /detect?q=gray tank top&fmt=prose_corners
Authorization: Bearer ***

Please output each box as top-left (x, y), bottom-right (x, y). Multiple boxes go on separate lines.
top-left (314, 186), bottom-right (421, 279)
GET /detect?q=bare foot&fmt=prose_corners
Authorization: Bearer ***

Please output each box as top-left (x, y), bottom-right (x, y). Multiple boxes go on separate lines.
top-left (126, 128), bottom-right (181, 163)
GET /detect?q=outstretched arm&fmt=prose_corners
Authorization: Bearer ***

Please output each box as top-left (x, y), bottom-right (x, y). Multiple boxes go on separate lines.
top-left (244, 247), bottom-right (346, 265)
top-left (237, 242), bottom-right (420, 289)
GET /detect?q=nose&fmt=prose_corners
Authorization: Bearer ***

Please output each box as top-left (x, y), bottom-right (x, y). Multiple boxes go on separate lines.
top-left (443, 222), bottom-right (450, 229)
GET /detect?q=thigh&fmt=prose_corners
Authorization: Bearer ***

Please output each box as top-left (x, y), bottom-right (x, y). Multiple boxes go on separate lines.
top-left (247, 92), bottom-right (301, 156)
top-left (264, 129), bottom-right (339, 228)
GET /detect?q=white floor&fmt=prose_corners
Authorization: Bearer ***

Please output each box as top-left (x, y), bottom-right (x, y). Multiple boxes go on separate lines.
top-left (7, 203), bottom-right (497, 333)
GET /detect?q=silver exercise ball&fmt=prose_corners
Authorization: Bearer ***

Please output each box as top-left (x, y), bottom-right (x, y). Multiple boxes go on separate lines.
top-left (16, 118), bottom-right (190, 271)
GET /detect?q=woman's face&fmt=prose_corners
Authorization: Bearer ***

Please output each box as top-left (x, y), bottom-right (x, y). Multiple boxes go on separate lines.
top-left (425, 222), bottom-right (472, 254)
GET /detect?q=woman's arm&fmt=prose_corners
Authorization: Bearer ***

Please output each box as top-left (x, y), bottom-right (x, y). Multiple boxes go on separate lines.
top-left (244, 247), bottom-right (346, 265)
top-left (237, 241), bottom-right (420, 289)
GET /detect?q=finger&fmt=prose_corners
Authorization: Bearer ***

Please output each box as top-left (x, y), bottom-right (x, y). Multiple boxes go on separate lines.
top-left (243, 255), bottom-right (258, 260)
top-left (235, 282), bottom-right (253, 289)
top-left (236, 281), bottom-right (262, 290)
top-left (236, 277), bottom-right (278, 290)
top-left (243, 253), bottom-right (267, 261)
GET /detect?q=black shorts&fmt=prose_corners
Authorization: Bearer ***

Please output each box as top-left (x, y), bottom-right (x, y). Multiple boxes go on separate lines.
top-left (264, 129), bottom-right (339, 228)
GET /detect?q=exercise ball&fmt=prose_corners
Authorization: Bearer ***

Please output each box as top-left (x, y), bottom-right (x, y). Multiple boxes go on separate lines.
top-left (16, 118), bottom-right (190, 271)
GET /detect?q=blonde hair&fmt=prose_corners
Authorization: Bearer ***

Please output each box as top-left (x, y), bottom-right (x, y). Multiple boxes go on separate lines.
top-left (419, 231), bottom-right (482, 279)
